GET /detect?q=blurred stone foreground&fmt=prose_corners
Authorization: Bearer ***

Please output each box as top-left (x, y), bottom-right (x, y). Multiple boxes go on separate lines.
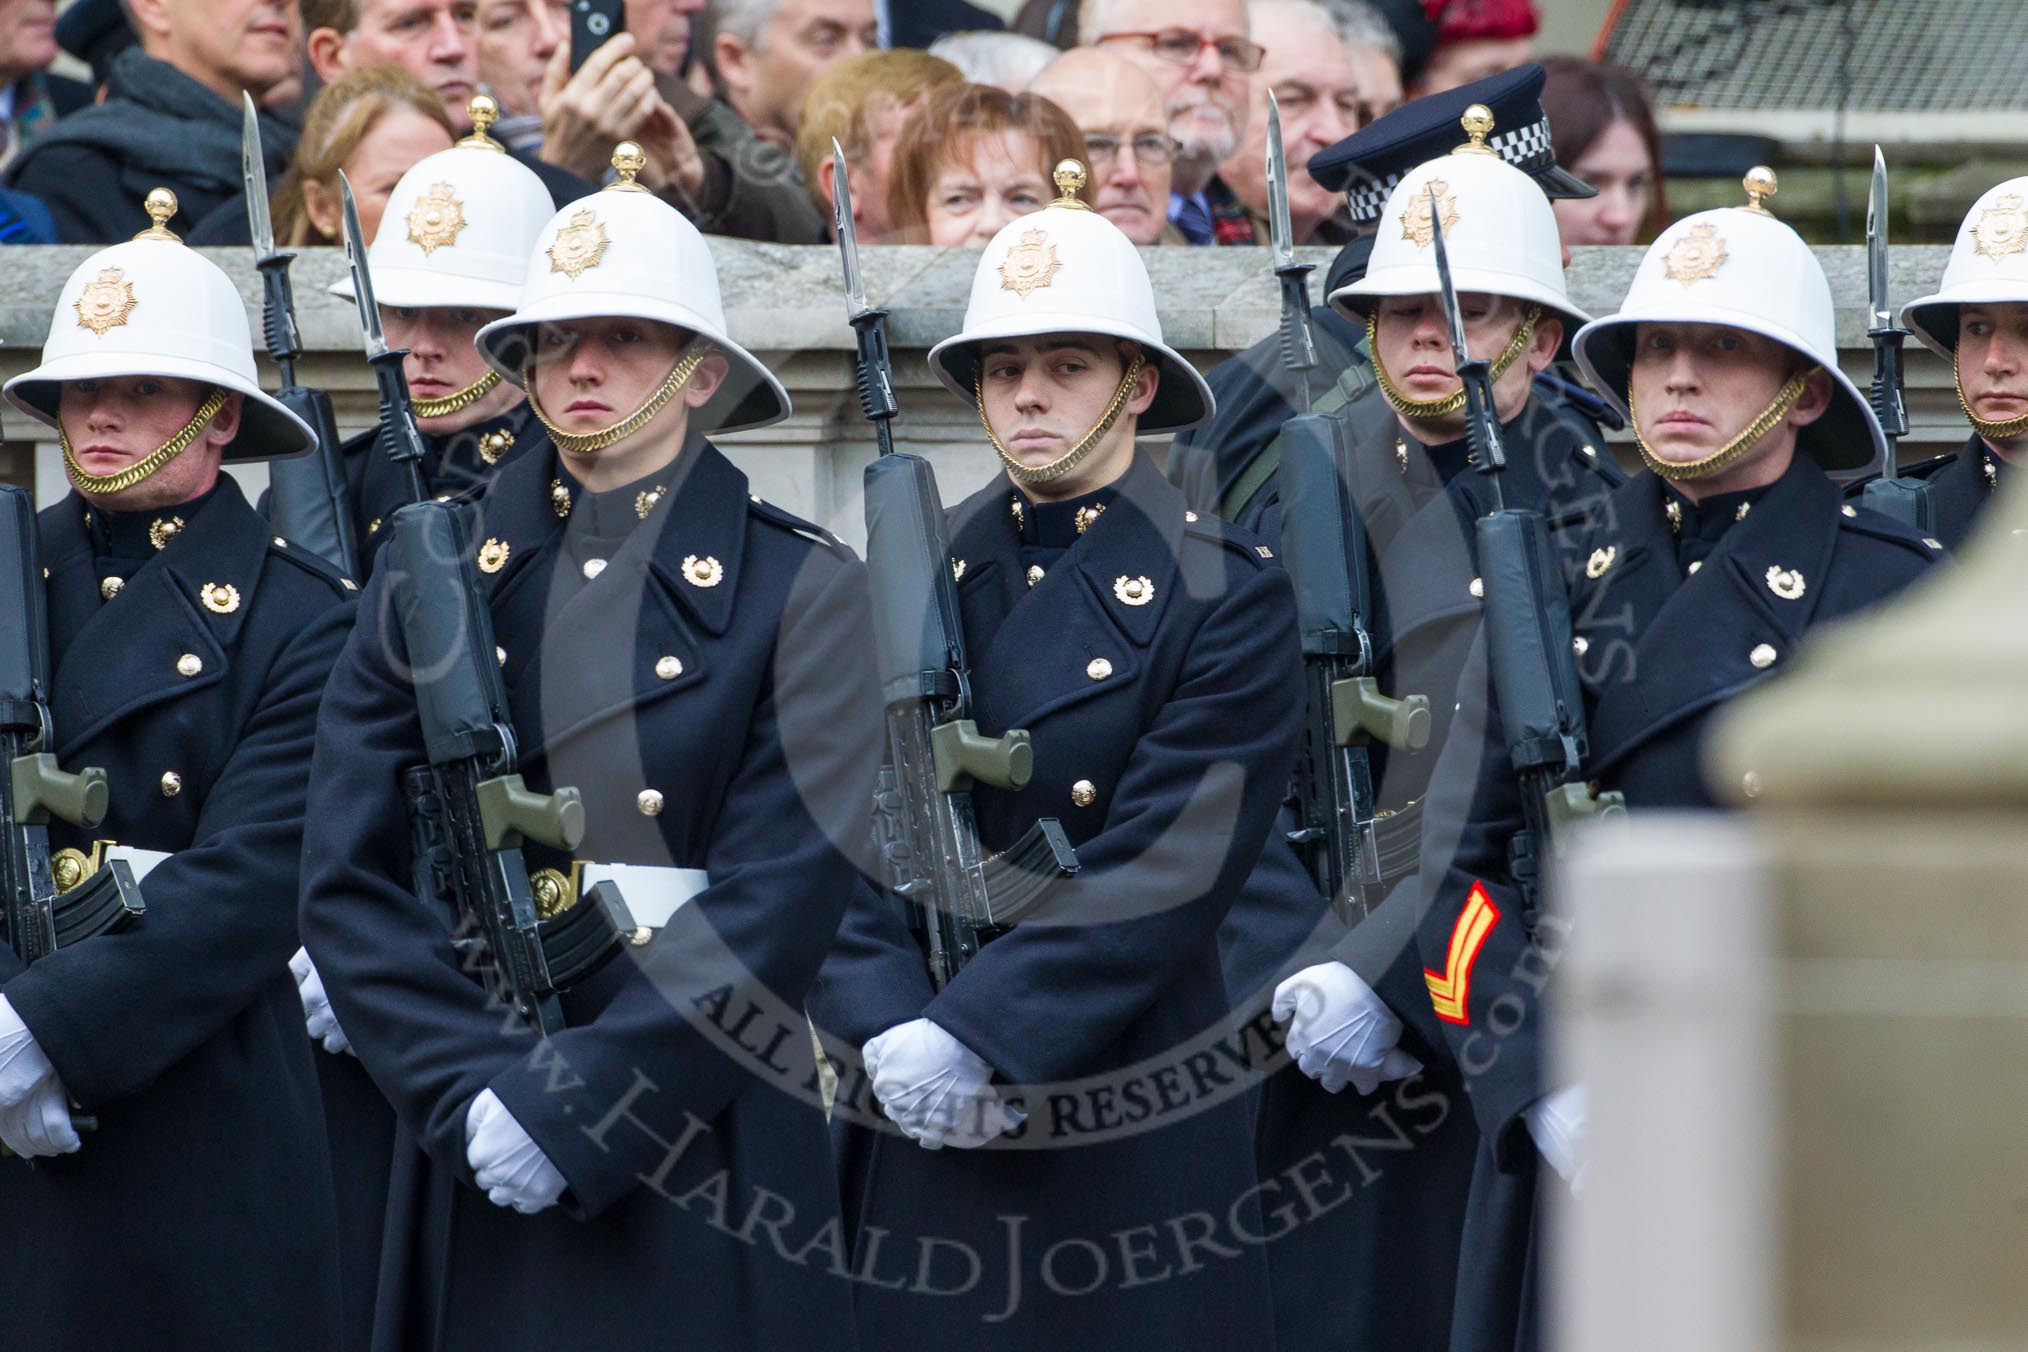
top-left (1552, 467), bottom-right (2028, 1350)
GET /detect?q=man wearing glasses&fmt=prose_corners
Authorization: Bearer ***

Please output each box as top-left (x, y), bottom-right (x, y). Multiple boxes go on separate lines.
top-left (1030, 45), bottom-right (1181, 245)
top-left (1083, 0), bottom-right (1260, 245)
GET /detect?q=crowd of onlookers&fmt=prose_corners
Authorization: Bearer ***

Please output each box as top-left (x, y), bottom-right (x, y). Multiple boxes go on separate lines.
top-left (0, 0), bottom-right (1663, 251)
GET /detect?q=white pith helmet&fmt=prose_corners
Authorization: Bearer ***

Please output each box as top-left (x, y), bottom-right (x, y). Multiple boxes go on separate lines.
top-left (1330, 107), bottom-right (1590, 343)
top-left (927, 163), bottom-right (1213, 435)
top-left (330, 102), bottom-right (553, 313)
top-left (4, 190), bottom-right (315, 462)
top-left (1901, 175), bottom-right (2028, 358)
top-left (1573, 169), bottom-right (1885, 479)
top-left (475, 145), bottom-right (789, 434)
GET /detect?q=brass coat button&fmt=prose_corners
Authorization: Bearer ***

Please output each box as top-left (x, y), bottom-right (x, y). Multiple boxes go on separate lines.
top-left (496, 646), bottom-right (507, 667)
top-left (1749, 643), bottom-right (1777, 670)
top-left (1070, 779), bottom-right (1096, 807)
top-left (100, 576), bottom-right (123, 600)
top-left (1026, 564), bottom-right (1045, 587)
top-left (160, 771), bottom-right (181, 797)
top-left (176, 653), bottom-right (202, 677)
top-left (637, 789), bottom-right (664, 816)
top-left (1741, 769), bottom-right (1763, 798)
top-left (1468, 577), bottom-right (1483, 599)
top-left (582, 558), bottom-right (607, 580)
top-left (1572, 635), bottom-right (1589, 656)
top-left (1086, 658), bottom-right (1112, 681)
top-left (655, 655), bottom-right (683, 680)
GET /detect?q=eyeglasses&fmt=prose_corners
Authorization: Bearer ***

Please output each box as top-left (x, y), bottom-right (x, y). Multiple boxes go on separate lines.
top-left (1096, 29), bottom-right (1267, 74)
top-left (1083, 133), bottom-right (1178, 168)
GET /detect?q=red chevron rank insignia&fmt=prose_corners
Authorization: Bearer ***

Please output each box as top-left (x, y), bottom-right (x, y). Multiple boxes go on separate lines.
top-left (1425, 882), bottom-right (1500, 1025)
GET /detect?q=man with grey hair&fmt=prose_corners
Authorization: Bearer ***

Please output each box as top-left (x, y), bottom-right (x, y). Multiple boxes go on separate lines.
top-left (928, 29), bottom-right (1057, 92)
top-left (706, 0), bottom-right (878, 147)
top-left (1219, 0), bottom-right (1400, 245)
top-left (1082, 0), bottom-right (1259, 244)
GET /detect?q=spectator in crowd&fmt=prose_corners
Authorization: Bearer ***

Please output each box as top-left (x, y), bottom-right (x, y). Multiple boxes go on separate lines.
top-left (796, 48), bottom-right (960, 242)
top-left (927, 30), bottom-right (1057, 93)
top-left (1324, 0), bottom-right (1403, 124)
top-left (1413, 0), bottom-right (1533, 96)
top-left (0, 0), bottom-right (88, 171)
top-left (1012, 0), bottom-right (1079, 47)
top-left (1218, 0), bottom-right (1363, 245)
top-left (475, 0), bottom-right (566, 149)
top-left (54, 0), bottom-right (135, 92)
top-left (886, 0), bottom-right (1002, 48)
top-left (5, 0), bottom-right (300, 241)
top-left (1029, 46), bottom-right (1176, 245)
top-left (705, 0), bottom-right (877, 148)
top-left (885, 81), bottom-right (1083, 247)
top-left (305, 0), bottom-right (591, 203)
top-left (306, 0), bottom-right (476, 113)
top-left (268, 66), bottom-right (456, 246)
top-left (1540, 54), bottom-right (1664, 245)
top-left (1083, 0), bottom-right (1260, 245)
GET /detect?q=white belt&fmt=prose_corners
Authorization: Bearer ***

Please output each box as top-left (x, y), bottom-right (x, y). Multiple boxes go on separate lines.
top-left (576, 863), bottom-right (708, 928)
top-left (104, 846), bottom-right (171, 881)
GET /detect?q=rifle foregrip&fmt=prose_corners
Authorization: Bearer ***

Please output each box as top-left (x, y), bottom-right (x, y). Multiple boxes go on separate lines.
top-left (864, 452), bottom-right (967, 703)
top-left (1476, 511), bottom-right (1590, 777)
top-left (388, 502), bottom-right (513, 767)
top-left (1278, 412), bottom-right (1372, 644)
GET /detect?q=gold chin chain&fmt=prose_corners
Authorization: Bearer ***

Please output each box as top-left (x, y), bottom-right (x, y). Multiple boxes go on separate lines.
top-left (978, 354), bottom-right (1146, 486)
top-left (1630, 368), bottom-right (1814, 482)
top-left (413, 369), bottom-right (503, 419)
top-left (1955, 360), bottom-right (2028, 441)
top-left (1368, 304), bottom-right (1541, 420)
top-left (61, 387), bottom-right (230, 495)
top-left (527, 344), bottom-right (712, 456)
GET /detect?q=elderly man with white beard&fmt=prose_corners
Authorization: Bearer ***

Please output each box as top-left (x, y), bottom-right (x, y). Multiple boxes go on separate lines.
top-left (1083, 0), bottom-right (1258, 245)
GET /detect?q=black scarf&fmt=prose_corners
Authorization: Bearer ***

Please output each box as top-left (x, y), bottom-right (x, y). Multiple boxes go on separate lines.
top-left (6, 50), bottom-right (295, 202)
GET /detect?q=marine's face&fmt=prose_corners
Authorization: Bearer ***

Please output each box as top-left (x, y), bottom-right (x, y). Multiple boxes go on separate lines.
top-left (58, 375), bottom-right (238, 510)
top-left (529, 316), bottom-right (728, 487)
top-left (976, 333), bottom-right (1158, 500)
top-left (1372, 292), bottom-right (1557, 438)
top-left (1629, 321), bottom-right (1825, 468)
top-left (1956, 303), bottom-right (2028, 448)
top-left (381, 306), bottom-right (522, 433)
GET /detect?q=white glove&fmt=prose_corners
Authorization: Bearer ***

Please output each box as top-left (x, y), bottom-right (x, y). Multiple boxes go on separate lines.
top-left (863, 1018), bottom-right (1024, 1150)
top-left (1273, 961), bottom-right (1424, 1095)
top-left (288, 947), bottom-right (353, 1057)
top-left (466, 1088), bottom-right (567, 1213)
top-left (0, 995), bottom-right (80, 1157)
top-left (1524, 1083), bottom-right (1588, 1193)
top-left (0, 1076), bottom-right (81, 1157)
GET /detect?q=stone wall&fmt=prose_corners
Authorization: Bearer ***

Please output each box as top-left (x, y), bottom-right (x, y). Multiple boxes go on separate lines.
top-left (3, 242), bottom-right (1964, 550)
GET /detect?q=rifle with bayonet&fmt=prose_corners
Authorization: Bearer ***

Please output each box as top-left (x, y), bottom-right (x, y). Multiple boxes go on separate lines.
top-left (0, 483), bottom-right (144, 1154)
top-left (1858, 145), bottom-right (1937, 534)
top-left (338, 174), bottom-right (634, 1036)
top-left (832, 143), bottom-right (1077, 990)
top-left (1429, 190), bottom-right (1623, 920)
top-left (1266, 95), bottom-right (1430, 923)
top-left (244, 93), bottom-right (360, 576)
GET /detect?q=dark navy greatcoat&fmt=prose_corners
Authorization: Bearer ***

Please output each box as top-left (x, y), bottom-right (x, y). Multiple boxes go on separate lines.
top-left (330, 402), bottom-right (547, 583)
top-left (0, 478), bottom-right (353, 1350)
top-left (808, 453), bottom-right (1294, 1350)
top-left (300, 437), bottom-right (877, 1352)
top-left (1415, 453), bottom-right (1938, 1351)
top-left (1242, 388), bottom-right (1622, 1352)
top-left (1846, 433), bottom-right (2003, 552)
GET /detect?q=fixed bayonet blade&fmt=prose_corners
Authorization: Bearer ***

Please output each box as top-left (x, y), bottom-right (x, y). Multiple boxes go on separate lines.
top-left (1867, 145), bottom-right (1891, 329)
top-left (1428, 186), bottom-right (1474, 367)
top-left (832, 139), bottom-right (870, 318)
top-left (242, 92), bottom-right (275, 261)
top-left (338, 172), bottom-right (388, 360)
top-left (1266, 91), bottom-right (1295, 271)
